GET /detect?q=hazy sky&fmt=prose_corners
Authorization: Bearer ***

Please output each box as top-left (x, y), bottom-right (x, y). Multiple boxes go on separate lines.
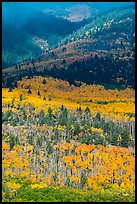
top-left (2, 2), bottom-right (134, 25)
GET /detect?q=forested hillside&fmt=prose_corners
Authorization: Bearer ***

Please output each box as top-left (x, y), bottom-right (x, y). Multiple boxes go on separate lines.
top-left (2, 3), bottom-right (135, 202)
top-left (2, 5), bottom-right (134, 69)
top-left (2, 22), bottom-right (42, 68)
top-left (2, 13), bottom-right (90, 68)
top-left (2, 76), bottom-right (135, 202)
top-left (60, 6), bottom-right (135, 47)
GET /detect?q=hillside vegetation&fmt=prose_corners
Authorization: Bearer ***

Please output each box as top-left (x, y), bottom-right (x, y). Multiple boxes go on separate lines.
top-left (2, 78), bottom-right (135, 201)
top-left (2, 4), bottom-right (135, 202)
top-left (2, 6), bottom-right (134, 71)
top-left (60, 6), bottom-right (135, 48)
top-left (2, 13), bottom-right (90, 68)
top-left (2, 6), bottom-right (135, 90)
top-left (2, 76), bottom-right (135, 121)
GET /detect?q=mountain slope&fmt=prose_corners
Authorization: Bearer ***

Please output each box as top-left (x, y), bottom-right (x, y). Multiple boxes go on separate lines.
top-left (2, 16), bottom-right (74, 68)
top-left (2, 22), bottom-right (42, 68)
top-left (2, 13), bottom-right (92, 69)
top-left (2, 6), bottom-right (134, 69)
top-left (60, 6), bottom-right (135, 47)
top-left (2, 6), bottom-right (135, 89)
top-left (2, 40), bottom-right (135, 89)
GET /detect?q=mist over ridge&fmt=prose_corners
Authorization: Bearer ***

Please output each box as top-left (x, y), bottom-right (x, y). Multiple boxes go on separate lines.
top-left (2, 2), bottom-right (134, 25)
